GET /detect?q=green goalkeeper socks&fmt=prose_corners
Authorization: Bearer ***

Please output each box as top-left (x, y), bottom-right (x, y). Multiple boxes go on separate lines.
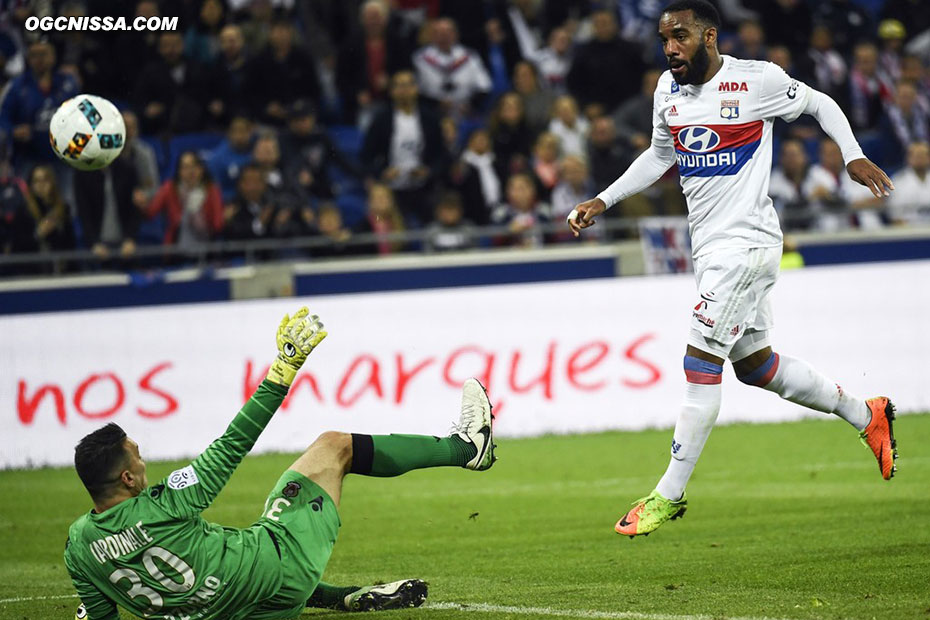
top-left (349, 433), bottom-right (477, 476)
top-left (306, 581), bottom-right (359, 610)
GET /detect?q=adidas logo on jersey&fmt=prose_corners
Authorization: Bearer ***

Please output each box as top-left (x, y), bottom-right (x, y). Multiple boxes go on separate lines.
top-left (718, 81), bottom-right (748, 92)
top-left (669, 105), bottom-right (679, 116)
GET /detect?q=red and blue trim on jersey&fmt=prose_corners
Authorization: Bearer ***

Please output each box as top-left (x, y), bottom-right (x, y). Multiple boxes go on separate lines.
top-left (670, 120), bottom-right (763, 177)
top-left (684, 355), bottom-right (723, 385)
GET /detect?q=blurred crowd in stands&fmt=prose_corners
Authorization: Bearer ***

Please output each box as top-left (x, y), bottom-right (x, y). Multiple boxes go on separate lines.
top-left (1, 0), bottom-right (930, 274)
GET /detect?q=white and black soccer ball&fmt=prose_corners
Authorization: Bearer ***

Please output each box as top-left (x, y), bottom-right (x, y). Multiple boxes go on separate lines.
top-left (49, 94), bottom-right (125, 171)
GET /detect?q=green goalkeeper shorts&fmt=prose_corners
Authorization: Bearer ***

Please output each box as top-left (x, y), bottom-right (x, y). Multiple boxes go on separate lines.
top-left (250, 470), bottom-right (341, 618)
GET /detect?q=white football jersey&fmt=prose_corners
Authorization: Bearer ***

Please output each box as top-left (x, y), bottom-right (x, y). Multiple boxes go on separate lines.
top-left (653, 55), bottom-right (811, 257)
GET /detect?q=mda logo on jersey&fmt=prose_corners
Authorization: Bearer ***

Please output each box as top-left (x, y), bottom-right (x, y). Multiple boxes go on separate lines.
top-left (677, 126), bottom-right (720, 153)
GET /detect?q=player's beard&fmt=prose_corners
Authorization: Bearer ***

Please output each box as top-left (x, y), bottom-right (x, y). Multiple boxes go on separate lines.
top-left (672, 44), bottom-right (711, 85)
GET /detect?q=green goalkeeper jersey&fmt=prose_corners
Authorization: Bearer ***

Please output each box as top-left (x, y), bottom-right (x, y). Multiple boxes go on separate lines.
top-left (64, 380), bottom-right (289, 620)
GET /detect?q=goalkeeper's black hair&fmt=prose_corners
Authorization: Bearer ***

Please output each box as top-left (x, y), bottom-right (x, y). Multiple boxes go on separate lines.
top-left (74, 423), bottom-right (129, 500)
top-left (662, 0), bottom-right (721, 30)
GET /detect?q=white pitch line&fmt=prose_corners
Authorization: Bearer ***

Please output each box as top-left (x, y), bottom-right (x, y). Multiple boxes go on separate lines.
top-left (426, 602), bottom-right (795, 620)
top-left (0, 593), bottom-right (78, 604)
top-left (0, 594), bottom-right (797, 620)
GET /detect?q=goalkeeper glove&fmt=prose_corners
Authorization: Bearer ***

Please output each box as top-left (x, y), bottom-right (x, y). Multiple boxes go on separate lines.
top-left (75, 604), bottom-right (87, 619)
top-left (266, 306), bottom-right (327, 387)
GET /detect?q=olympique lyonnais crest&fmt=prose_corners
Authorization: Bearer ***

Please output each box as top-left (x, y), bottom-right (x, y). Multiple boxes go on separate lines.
top-left (720, 99), bottom-right (740, 119)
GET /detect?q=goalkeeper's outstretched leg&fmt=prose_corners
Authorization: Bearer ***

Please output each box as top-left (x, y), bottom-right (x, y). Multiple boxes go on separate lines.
top-left (256, 377), bottom-right (496, 614)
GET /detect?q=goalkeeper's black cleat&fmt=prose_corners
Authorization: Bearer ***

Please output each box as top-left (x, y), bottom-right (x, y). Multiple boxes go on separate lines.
top-left (344, 579), bottom-right (428, 611)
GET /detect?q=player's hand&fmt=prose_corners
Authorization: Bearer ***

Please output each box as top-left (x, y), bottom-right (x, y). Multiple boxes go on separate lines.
top-left (847, 158), bottom-right (894, 199)
top-left (266, 307), bottom-right (328, 387)
top-left (567, 197), bottom-right (607, 237)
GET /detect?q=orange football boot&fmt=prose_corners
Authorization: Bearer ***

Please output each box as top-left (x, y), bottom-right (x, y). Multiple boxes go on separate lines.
top-left (860, 397), bottom-right (897, 480)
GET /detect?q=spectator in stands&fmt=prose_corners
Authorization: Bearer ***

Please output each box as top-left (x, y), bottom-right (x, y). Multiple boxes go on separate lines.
top-left (51, 1), bottom-right (102, 89)
top-left (0, 166), bottom-right (31, 271)
top-left (337, 0), bottom-right (415, 125)
top-left (547, 95), bottom-right (588, 159)
top-left (424, 190), bottom-right (475, 253)
top-left (566, 10), bottom-right (645, 118)
top-left (459, 127), bottom-right (501, 225)
top-left (238, 0), bottom-right (275, 56)
top-left (354, 182), bottom-right (406, 255)
top-left (0, 30), bottom-right (20, 94)
top-left (882, 0), bottom-right (930, 46)
top-left (184, 0), bottom-right (225, 64)
top-left (880, 80), bottom-right (930, 170)
top-left (440, 115), bottom-right (462, 161)
top-left (529, 27), bottom-right (573, 93)
top-left (490, 92), bottom-right (533, 182)
top-left (122, 111), bottom-right (160, 207)
top-left (900, 55), bottom-right (930, 110)
top-left (412, 17), bottom-right (492, 118)
top-left (223, 162), bottom-right (276, 243)
top-left (849, 42), bottom-right (892, 132)
top-left (0, 38), bottom-right (78, 171)
top-left (805, 25), bottom-right (848, 105)
top-left (813, 138), bottom-right (885, 229)
top-left (280, 100), bottom-right (361, 202)
top-left (313, 202), bottom-right (357, 258)
top-left (213, 25), bottom-right (250, 124)
top-left (812, 0), bottom-right (874, 56)
top-left (270, 197), bottom-right (317, 242)
top-left (20, 164), bottom-right (76, 256)
top-left (757, 0), bottom-right (810, 56)
top-left (133, 31), bottom-right (215, 135)
top-left (492, 172), bottom-right (551, 248)
top-left (512, 61), bottom-right (556, 137)
top-left (246, 20), bottom-right (321, 126)
top-left (208, 114), bottom-right (254, 203)
top-left (614, 69), bottom-right (662, 155)
top-left (145, 151), bottom-right (223, 247)
top-left (252, 132), bottom-right (305, 212)
top-left (724, 20), bottom-right (766, 60)
top-left (113, 0), bottom-right (163, 98)
top-left (483, 17), bottom-right (516, 100)
top-left (551, 154), bottom-right (595, 227)
top-left (491, 0), bottom-right (544, 78)
top-left (888, 141), bottom-right (930, 225)
top-left (531, 131), bottom-right (560, 201)
top-left (74, 152), bottom-right (142, 264)
top-left (878, 19), bottom-right (907, 90)
top-left (769, 139), bottom-right (837, 230)
top-left (587, 116), bottom-right (630, 191)
top-left (360, 70), bottom-right (444, 225)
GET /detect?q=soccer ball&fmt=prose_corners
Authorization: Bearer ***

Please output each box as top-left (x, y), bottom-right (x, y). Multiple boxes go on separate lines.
top-left (49, 94), bottom-right (125, 171)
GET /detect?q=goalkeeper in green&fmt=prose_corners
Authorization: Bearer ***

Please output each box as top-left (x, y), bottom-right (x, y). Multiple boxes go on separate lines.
top-left (65, 307), bottom-right (496, 620)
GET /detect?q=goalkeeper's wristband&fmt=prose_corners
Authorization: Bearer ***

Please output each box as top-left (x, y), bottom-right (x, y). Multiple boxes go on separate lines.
top-left (266, 356), bottom-right (300, 387)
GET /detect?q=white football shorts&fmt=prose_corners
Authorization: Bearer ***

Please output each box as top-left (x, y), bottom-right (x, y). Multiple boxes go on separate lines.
top-left (687, 245), bottom-right (781, 357)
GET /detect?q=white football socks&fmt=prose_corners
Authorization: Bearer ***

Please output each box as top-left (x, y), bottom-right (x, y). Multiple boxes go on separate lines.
top-left (655, 381), bottom-right (722, 501)
top-left (761, 355), bottom-right (871, 430)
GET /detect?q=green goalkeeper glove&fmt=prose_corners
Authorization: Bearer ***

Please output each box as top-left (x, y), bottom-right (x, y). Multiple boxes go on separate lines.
top-left (266, 306), bottom-right (328, 387)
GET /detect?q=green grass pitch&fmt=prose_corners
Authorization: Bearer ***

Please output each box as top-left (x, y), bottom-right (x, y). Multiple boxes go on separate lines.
top-left (2, 414), bottom-right (929, 620)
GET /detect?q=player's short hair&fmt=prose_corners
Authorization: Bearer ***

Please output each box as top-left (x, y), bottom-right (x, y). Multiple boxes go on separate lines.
top-left (74, 423), bottom-right (129, 500)
top-left (663, 0), bottom-right (721, 30)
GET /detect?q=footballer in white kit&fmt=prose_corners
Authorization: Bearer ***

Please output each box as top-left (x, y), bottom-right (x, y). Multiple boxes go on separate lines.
top-left (568, 0), bottom-right (899, 537)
